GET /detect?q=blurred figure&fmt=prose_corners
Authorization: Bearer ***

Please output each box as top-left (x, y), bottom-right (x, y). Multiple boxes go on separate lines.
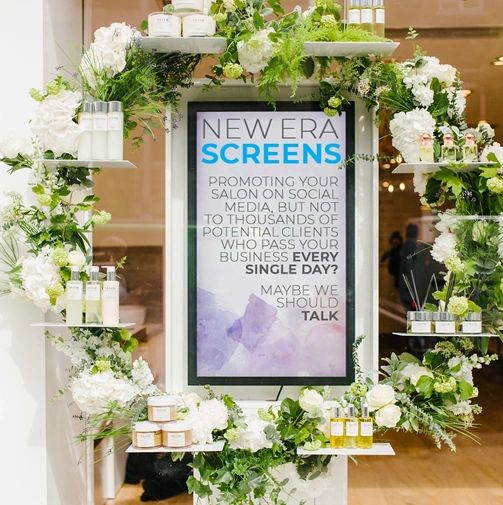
top-left (380, 231), bottom-right (403, 289)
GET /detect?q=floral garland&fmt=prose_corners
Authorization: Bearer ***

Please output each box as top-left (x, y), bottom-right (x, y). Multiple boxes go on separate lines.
top-left (0, 4), bottom-right (501, 504)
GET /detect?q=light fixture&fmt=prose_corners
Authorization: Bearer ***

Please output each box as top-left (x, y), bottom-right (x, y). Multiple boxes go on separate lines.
top-left (399, 182), bottom-right (406, 191)
top-left (382, 181), bottom-right (390, 188)
top-left (388, 184), bottom-right (394, 193)
top-left (390, 158), bottom-right (396, 164)
top-left (396, 154), bottom-right (403, 164)
top-left (461, 89), bottom-right (472, 97)
top-left (382, 163), bottom-right (391, 169)
top-left (493, 61), bottom-right (503, 66)
top-left (499, 56), bottom-right (503, 61)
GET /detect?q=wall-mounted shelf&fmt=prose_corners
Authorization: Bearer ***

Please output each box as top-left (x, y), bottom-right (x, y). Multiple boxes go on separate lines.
top-left (303, 41), bottom-right (399, 58)
top-left (31, 322), bottom-right (135, 329)
top-left (297, 443), bottom-right (395, 456)
top-left (36, 159), bottom-right (136, 169)
top-left (126, 440), bottom-right (225, 453)
top-left (392, 162), bottom-right (497, 174)
top-left (393, 332), bottom-right (497, 338)
top-left (139, 36), bottom-right (227, 54)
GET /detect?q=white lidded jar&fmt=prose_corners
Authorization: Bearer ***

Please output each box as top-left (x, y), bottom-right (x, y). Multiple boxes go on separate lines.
top-left (107, 101), bottom-right (124, 160)
top-left (92, 101), bottom-right (108, 160)
top-left (78, 101), bottom-right (93, 160)
top-left (407, 311), bottom-right (433, 334)
top-left (132, 421), bottom-right (162, 448)
top-left (147, 395), bottom-right (178, 422)
top-left (434, 312), bottom-right (457, 334)
top-left (162, 421), bottom-right (193, 448)
top-left (172, 0), bottom-right (204, 15)
top-left (462, 312), bottom-right (482, 334)
top-left (148, 12), bottom-right (182, 37)
top-left (183, 14), bottom-right (216, 37)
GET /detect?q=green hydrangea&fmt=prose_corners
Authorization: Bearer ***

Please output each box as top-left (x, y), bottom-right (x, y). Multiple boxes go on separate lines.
top-left (224, 428), bottom-right (240, 442)
top-left (46, 283), bottom-right (64, 305)
top-left (433, 376), bottom-right (456, 393)
top-left (447, 295), bottom-right (469, 316)
top-left (92, 358), bottom-right (112, 373)
top-left (258, 408), bottom-right (275, 422)
top-left (223, 62), bottom-right (243, 79)
top-left (328, 96), bottom-right (342, 109)
top-left (53, 247), bottom-right (69, 267)
top-left (29, 88), bottom-right (44, 102)
top-left (304, 439), bottom-right (322, 451)
top-left (320, 15), bottom-right (338, 28)
top-left (37, 193), bottom-right (52, 207)
top-left (213, 12), bottom-right (227, 23)
top-left (324, 107), bottom-right (337, 117)
top-left (487, 176), bottom-right (503, 194)
top-left (92, 210), bottom-right (112, 226)
top-left (349, 382), bottom-right (368, 397)
top-left (445, 254), bottom-right (464, 274)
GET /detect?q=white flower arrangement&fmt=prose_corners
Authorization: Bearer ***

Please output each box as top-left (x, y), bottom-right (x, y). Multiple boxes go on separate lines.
top-left (0, 135), bottom-right (33, 159)
top-left (237, 30), bottom-right (275, 74)
top-left (228, 415), bottom-right (273, 452)
top-left (431, 232), bottom-right (457, 263)
top-left (187, 398), bottom-right (229, 444)
top-left (299, 388), bottom-right (324, 413)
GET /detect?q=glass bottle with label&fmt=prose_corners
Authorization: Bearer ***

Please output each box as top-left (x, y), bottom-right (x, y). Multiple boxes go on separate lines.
top-left (344, 404), bottom-right (358, 448)
top-left (92, 101), bottom-right (108, 160)
top-left (463, 132), bottom-right (478, 162)
top-left (329, 404), bottom-right (345, 448)
top-left (360, 0), bottom-right (373, 33)
top-left (419, 133), bottom-right (435, 163)
top-left (66, 267), bottom-right (83, 325)
top-left (372, 0), bottom-right (385, 37)
top-left (85, 266), bottom-right (101, 324)
top-left (347, 0), bottom-right (361, 26)
top-left (441, 133), bottom-right (457, 162)
top-left (107, 101), bottom-right (124, 160)
top-left (357, 401), bottom-right (373, 449)
top-left (102, 266), bottom-right (120, 326)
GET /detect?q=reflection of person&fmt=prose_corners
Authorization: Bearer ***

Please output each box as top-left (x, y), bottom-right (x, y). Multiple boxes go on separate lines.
top-left (380, 231), bottom-right (403, 289)
top-left (399, 224), bottom-right (420, 309)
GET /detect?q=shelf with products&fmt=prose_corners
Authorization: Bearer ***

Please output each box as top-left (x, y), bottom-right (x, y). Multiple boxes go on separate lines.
top-left (393, 332), bottom-right (498, 338)
top-left (138, 36), bottom-right (227, 54)
top-left (126, 440), bottom-right (225, 453)
top-left (36, 159), bottom-right (136, 169)
top-left (31, 322), bottom-right (135, 329)
top-left (392, 161), bottom-right (497, 174)
top-left (297, 443), bottom-right (395, 456)
top-left (303, 41), bottom-right (399, 58)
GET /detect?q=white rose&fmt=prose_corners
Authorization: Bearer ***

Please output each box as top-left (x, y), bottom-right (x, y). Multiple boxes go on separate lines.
top-left (435, 211), bottom-right (458, 233)
top-left (68, 250), bottom-right (86, 267)
top-left (431, 232), bottom-right (457, 263)
top-left (365, 384), bottom-right (396, 411)
top-left (237, 29), bottom-right (275, 74)
top-left (299, 388), bottom-right (324, 413)
top-left (401, 363), bottom-right (433, 386)
top-left (199, 398), bottom-right (229, 430)
top-left (375, 404), bottom-right (401, 428)
top-left (0, 135), bottom-right (33, 159)
top-left (229, 417), bottom-right (273, 452)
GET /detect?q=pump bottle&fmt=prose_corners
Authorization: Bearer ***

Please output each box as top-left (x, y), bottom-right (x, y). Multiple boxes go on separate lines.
top-left (102, 266), bottom-right (120, 325)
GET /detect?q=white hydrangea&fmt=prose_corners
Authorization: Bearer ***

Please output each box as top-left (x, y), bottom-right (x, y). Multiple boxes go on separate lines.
top-left (237, 30), bottom-right (275, 74)
top-left (420, 56), bottom-right (457, 87)
top-left (31, 89), bottom-right (82, 156)
top-left (431, 232), bottom-right (457, 263)
top-left (412, 84), bottom-right (434, 108)
top-left (229, 415), bottom-right (273, 452)
top-left (299, 388), bottom-right (324, 413)
top-left (188, 398), bottom-right (229, 444)
top-left (0, 135), bottom-right (33, 159)
top-left (389, 108), bottom-right (436, 163)
top-left (448, 356), bottom-right (474, 384)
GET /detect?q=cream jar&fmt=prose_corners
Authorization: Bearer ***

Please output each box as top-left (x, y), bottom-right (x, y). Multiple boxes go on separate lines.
top-left (183, 14), bottom-right (216, 37)
top-left (162, 421), bottom-right (193, 448)
top-left (147, 395), bottom-right (178, 423)
top-left (407, 311), bottom-right (432, 334)
top-left (148, 12), bottom-right (182, 37)
top-left (132, 421), bottom-right (162, 448)
top-left (172, 0), bottom-right (204, 15)
top-left (462, 312), bottom-right (482, 334)
top-left (434, 312), bottom-right (457, 334)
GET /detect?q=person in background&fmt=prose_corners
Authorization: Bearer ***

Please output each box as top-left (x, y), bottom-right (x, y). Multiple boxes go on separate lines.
top-left (380, 231), bottom-right (403, 289)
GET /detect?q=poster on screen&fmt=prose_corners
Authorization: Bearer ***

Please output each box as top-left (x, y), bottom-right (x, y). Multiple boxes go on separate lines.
top-left (188, 102), bottom-right (355, 385)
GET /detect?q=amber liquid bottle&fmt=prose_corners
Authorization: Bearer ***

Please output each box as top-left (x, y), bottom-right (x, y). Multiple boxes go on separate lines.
top-left (357, 401), bottom-right (374, 449)
top-left (330, 405), bottom-right (345, 448)
top-left (345, 404), bottom-right (358, 448)
top-left (372, 0), bottom-right (385, 37)
top-left (360, 0), bottom-right (373, 33)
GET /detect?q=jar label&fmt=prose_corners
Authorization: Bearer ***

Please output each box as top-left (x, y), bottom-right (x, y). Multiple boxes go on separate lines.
top-left (85, 284), bottom-right (100, 301)
top-left (360, 421), bottom-right (373, 437)
top-left (361, 8), bottom-right (372, 23)
top-left (348, 9), bottom-right (361, 24)
top-left (411, 321), bottom-right (431, 333)
top-left (375, 8), bottom-right (385, 24)
top-left (67, 283), bottom-right (82, 301)
top-left (167, 432), bottom-right (187, 447)
top-left (102, 284), bottom-right (119, 300)
top-left (346, 421), bottom-right (358, 437)
top-left (462, 321), bottom-right (482, 334)
top-left (330, 421), bottom-right (343, 437)
top-left (108, 115), bottom-right (123, 132)
top-left (79, 116), bottom-right (93, 131)
top-left (435, 321), bottom-right (456, 334)
top-left (93, 116), bottom-right (107, 131)
top-left (136, 432), bottom-right (155, 448)
top-left (152, 406), bottom-right (173, 421)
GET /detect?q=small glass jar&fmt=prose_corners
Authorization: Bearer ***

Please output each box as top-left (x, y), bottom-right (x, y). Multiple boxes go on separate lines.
top-left (148, 12), bottom-right (182, 37)
top-left (172, 0), bottom-right (204, 15)
top-left (182, 14), bottom-right (216, 37)
top-left (162, 421), bottom-right (193, 448)
top-left (147, 395), bottom-right (178, 422)
top-left (434, 312), bottom-right (457, 334)
top-left (132, 421), bottom-right (162, 448)
top-left (407, 311), bottom-right (433, 334)
top-left (462, 312), bottom-right (482, 334)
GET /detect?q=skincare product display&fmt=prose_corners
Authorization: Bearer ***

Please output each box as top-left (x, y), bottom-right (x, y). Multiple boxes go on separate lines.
top-left (406, 311), bottom-right (433, 334)
top-left (441, 133), bottom-right (458, 162)
top-left (461, 312), bottom-right (482, 334)
top-left (65, 267), bottom-right (83, 325)
top-left (434, 311), bottom-right (458, 334)
top-left (360, 0), bottom-right (373, 34)
top-left (132, 421), bottom-right (163, 448)
top-left (463, 132), bottom-right (478, 162)
top-left (183, 14), bottom-right (216, 37)
top-left (77, 100), bottom-right (124, 160)
top-left (147, 395), bottom-right (178, 422)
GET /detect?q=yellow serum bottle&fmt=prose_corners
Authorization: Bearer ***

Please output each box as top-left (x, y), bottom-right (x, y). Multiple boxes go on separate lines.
top-left (347, 0), bottom-right (361, 27)
top-left (360, 0), bottom-right (373, 33)
top-left (358, 401), bottom-right (374, 449)
top-left (329, 405), bottom-right (345, 448)
top-left (372, 0), bottom-right (385, 38)
top-left (344, 404), bottom-right (358, 448)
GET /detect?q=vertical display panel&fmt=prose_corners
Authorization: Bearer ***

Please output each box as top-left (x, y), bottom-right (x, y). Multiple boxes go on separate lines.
top-left (188, 101), bottom-right (355, 385)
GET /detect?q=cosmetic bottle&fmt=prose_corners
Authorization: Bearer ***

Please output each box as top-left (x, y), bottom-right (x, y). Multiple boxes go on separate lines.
top-left (463, 132), bottom-right (478, 162)
top-left (441, 133), bottom-right (457, 162)
top-left (102, 266), bottom-right (120, 326)
top-left (360, 0), bottom-right (373, 33)
top-left (419, 133), bottom-right (434, 163)
top-left (407, 311), bottom-right (433, 334)
top-left (329, 404), bottom-right (345, 448)
top-left (92, 101), bottom-right (108, 160)
top-left (347, 0), bottom-right (361, 26)
top-left (358, 401), bottom-right (373, 449)
top-left (66, 267), bottom-right (83, 325)
top-left (344, 404), bottom-right (358, 449)
top-left (434, 311), bottom-right (457, 334)
top-left (461, 312), bottom-right (482, 334)
top-left (85, 266), bottom-right (101, 324)
top-left (107, 101), bottom-right (124, 160)
top-left (372, 0), bottom-right (385, 37)
top-left (78, 101), bottom-right (93, 160)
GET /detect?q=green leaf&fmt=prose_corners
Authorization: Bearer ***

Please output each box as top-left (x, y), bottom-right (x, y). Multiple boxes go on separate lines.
top-left (416, 376), bottom-right (434, 398)
top-left (31, 184), bottom-right (44, 195)
top-left (398, 352), bottom-right (421, 364)
top-left (458, 380), bottom-right (474, 401)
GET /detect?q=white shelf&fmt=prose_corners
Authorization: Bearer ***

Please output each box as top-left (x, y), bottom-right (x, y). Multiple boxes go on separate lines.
top-left (303, 41), bottom-right (399, 57)
top-left (126, 440), bottom-right (225, 453)
top-left (297, 443), bottom-right (395, 456)
top-left (31, 322), bottom-right (135, 329)
top-left (393, 332), bottom-right (497, 338)
top-left (392, 162), bottom-right (497, 174)
top-left (139, 36), bottom-right (227, 54)
top-left (36, 159), bottom-right (136, 169)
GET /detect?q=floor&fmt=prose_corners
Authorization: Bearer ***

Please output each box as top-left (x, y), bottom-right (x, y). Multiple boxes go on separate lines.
top-left (107, 337), bottom-right (503, 505)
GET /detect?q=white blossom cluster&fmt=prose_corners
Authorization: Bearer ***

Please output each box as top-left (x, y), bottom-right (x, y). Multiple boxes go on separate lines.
top-left (237, 30), bottom-right (275, 74)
